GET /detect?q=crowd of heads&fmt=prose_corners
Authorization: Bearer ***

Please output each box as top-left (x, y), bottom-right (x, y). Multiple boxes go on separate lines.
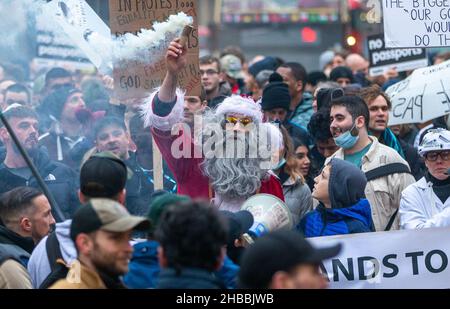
top-left (0, 34), bottom-right (449, 291)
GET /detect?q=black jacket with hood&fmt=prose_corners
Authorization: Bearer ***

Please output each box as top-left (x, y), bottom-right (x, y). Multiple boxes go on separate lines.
top-left (0, 148), bottom-right (80, 220)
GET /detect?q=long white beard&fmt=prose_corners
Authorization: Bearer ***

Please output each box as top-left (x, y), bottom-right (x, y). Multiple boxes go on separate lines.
top-left (199, 108), bottom-right (280, 208)
top-left (202, 156), bottom-right (267, 201)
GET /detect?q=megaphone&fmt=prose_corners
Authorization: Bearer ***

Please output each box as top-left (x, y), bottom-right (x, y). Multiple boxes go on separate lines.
top-left (240, 194), bottom-right (293, 245)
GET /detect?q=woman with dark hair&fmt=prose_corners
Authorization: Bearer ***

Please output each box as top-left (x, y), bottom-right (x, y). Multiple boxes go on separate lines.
top-left (272, 126), bottom-right (313, 225)
top-left (292, 136), bottom-right (315, 192)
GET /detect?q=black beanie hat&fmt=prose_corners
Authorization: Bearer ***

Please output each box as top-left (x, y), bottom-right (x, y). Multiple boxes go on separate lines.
top-left (41, 85), bottom-right (81, 120)
top-left (329, 66), bottom-right (355, 84)
top-left (261, 73), bottom-right (291, 111)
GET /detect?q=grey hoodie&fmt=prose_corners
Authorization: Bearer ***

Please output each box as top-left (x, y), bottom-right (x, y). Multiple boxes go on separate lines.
top-left (27, 220), bottom-right (76, 289)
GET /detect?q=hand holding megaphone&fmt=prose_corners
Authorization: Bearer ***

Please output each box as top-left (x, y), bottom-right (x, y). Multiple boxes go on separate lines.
top-left (240, 194), bottom-right (293, 246)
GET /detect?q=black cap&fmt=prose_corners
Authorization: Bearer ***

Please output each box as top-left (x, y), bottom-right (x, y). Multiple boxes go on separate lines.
top-left (80, 152), bottom-right (128, 198)
top-left (238, 230), bottom-right (341, 288)
top-left (220, 210), bottom-right (254, 244)
top-left (261, 73), bottom-right (291, 111)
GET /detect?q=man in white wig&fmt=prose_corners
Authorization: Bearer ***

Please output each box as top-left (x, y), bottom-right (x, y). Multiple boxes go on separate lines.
top-left (142, 39), bottom-right (284, 211)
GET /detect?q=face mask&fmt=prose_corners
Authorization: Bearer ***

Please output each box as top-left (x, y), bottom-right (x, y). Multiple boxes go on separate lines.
top-left (334, 122), bottom-right (359, 149)
top-left (272, 157), bottom-right (286, 170)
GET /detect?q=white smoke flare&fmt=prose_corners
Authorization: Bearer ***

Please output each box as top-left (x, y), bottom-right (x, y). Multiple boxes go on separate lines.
top-left (87, 12), bottom-right (193, 72)
top-left (113, 12), bottom-right (193, 62)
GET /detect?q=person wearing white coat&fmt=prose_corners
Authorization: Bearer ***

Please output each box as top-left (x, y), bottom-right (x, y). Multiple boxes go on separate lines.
top-left (400, 128), bottom-right (450, 229)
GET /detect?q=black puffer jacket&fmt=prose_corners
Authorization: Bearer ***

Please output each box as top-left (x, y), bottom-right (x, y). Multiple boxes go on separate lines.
top-left (0, 148), bottom-right (80, 221)
top-left (0, 225), bottom-right (34, 267)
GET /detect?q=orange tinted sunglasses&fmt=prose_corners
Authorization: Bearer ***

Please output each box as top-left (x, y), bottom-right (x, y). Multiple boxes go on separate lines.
top-left (225, 116), bottom-right (253, 126)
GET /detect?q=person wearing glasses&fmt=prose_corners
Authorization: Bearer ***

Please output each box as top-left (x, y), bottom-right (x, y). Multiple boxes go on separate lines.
top-left (400, 129), bottom-right (450, 229)
top-left (142, 39), bottom-right (284, 212)
top-left (199, 56), bottom-right (230, 108)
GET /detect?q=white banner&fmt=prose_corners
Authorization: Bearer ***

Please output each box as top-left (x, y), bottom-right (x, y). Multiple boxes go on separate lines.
top-left (44, 0), bottom-right (112, 74)
top-left (383, 1), bottom-right (450, 48)
top-left (309, 227), bottom-right (450, 289)
top-left (386, 60), bottom-right (450, 126)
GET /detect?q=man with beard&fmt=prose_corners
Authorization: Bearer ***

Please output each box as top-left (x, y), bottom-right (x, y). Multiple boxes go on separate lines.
top-left (0, 187), bottom-right (55, 289)
top-left (0, 105), bottom-right (79, 219)
top-left (27, 153), bottom-right (130, 289)
top-left (93, 116), bottom-right (154, 215)
top-left (50, 199), bottom-right (150, 289)
top-left (327, 95), bottom-right (415, 231)
top-left (142, 39), bottom-right (284, 212)
top-left (38, 86), bottom-right (87, 170)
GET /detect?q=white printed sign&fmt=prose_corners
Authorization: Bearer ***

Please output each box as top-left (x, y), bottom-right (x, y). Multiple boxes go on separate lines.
top-left (367, 34), bottom-right (428, 77)
top-left (383, 0), bottom-right (450, 48)
top-left (386, 59), bottom-right (450, 125)
top-left (310, 227), bottom-right (450, 289)
top-left (34, 2), bottom-right (94, 72)
top-left (44, 0), bottom-right (112, 74)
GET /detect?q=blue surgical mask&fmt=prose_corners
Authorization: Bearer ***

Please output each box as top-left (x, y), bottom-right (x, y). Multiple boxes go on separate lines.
top-left (334, 123), bottom-right (359, 149)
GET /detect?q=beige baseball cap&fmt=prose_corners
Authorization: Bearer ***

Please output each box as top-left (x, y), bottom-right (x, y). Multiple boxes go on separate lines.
top-left (70, 198), bottom-right (150, 240)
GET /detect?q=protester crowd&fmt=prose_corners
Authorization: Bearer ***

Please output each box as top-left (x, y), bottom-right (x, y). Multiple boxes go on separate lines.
top-left (0, 37), bottom-right (449, 290)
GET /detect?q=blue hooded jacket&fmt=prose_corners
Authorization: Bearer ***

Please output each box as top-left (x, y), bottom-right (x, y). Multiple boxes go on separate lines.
top-left (298, 158), bottom-right (374, 237)
top-left (123, 240), bottom-right (239, 289)
top-left (123, 240), bottom-right (160, 289)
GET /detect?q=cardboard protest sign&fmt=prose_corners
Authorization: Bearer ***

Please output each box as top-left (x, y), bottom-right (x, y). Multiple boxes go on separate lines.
top-left (43, 0), bottom-right (112, 74)
top-left (367, 34), bottom-right (428, 77)
top-left (386, 59), bottom-right (450, 126)
top-left (310, 227), bottom-right (450, 289)
top-left (109, 0), bottom-right (200, 99)
top-left (383, 1), bottom-right (450, 48)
